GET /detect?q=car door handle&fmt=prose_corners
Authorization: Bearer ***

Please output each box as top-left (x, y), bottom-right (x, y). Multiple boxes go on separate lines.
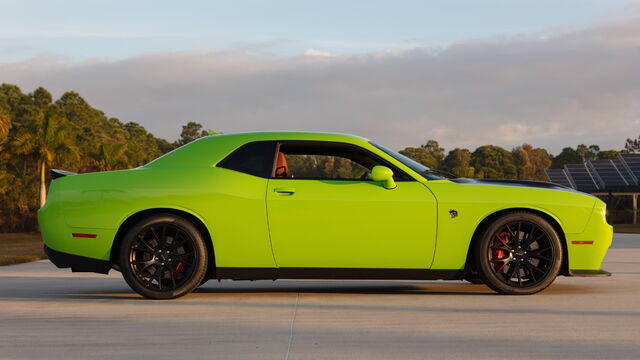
top-left (273, 187), bottom-right (296, 195)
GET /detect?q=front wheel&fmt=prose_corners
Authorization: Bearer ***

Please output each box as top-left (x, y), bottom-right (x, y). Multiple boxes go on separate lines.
top-left (474, 212), bottom-right (562, 295)
top-left (119, 214), bottom-right (208, 299)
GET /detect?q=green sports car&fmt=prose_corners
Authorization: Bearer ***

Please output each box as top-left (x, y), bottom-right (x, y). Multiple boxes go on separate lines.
top-left (38, 132), bottom-right (613, 299)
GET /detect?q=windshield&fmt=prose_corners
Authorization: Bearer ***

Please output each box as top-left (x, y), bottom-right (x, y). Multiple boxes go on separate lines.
top-left (370, 142), bottom-right (448, 180)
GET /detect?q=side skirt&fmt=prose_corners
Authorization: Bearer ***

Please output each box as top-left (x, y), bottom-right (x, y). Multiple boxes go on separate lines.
top-left (216, 267), bottom-right (465, 281)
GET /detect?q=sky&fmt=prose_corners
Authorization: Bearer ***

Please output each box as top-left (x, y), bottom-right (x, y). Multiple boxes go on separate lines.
top-left (0, 0), bottom-right (639, 153)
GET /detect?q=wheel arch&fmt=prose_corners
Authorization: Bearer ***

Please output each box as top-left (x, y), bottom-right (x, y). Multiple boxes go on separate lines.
top-left (110, 207), bottom-right (216, 278)
top-left (465, 207), bottom-right (570, 276)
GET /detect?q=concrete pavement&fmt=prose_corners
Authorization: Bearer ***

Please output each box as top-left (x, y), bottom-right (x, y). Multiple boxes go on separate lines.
top-left (0, 234), bottom-right (639, 359)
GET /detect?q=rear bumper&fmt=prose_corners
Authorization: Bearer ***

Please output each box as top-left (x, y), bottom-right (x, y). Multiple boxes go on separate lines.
top-left (44, 245), bottom-right (111, 274)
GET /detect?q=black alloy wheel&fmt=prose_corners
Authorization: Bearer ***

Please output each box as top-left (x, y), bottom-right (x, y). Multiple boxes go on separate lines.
top-left (475, 212), bottom-right (562, 295)
top-left (119, 214), bottom-right (208, 299)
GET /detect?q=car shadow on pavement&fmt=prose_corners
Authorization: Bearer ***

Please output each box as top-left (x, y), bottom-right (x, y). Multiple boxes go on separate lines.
top-left (63, 281), bottom-right (597, 300)
top-left (0, 276), bottom-right (601, 301)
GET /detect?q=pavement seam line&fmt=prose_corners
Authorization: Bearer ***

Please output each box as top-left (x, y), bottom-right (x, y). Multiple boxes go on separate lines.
top-left (284, 291), bottom-right (300, 360)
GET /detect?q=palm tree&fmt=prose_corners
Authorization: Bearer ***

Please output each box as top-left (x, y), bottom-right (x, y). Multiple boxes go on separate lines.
top-left (0, 109), bottom-right (10, 144)
top-left (92, 142), bottom-right (128, 171)
top-left (12, 107), bottom-right (78, 207)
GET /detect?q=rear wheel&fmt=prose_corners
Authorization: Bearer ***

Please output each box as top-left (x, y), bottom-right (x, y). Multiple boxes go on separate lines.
top-left (475, 212), bottom-right (562, 295)
top-left (119, 214), bottom-right (208, 299)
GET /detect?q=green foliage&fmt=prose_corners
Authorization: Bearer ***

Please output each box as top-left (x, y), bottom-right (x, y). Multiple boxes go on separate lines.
top-left (443, 148), bottom-right (474, 177)
top-left (512, 144), bottom-right (552, 181)
top-left (551, 147), bottom-right (582, 169)
top-left (597, 150), bottom-right (621, 160)
top-left (285, 155), bottom-right (367, 179)
top-left (0, 83), bottom-right (636, 231)
top-left (625, 136), bottom-right (640, 153)
top-left (399, 140), bottom-right (444, 169)
top-left (471, 145), bottom-right (517, 179)
top-left (576, 144), bottom-right (599, 162)
top-left (0, 84), bottom-right (193, 231)
top-left (175, 121), bottom-right (210, 147)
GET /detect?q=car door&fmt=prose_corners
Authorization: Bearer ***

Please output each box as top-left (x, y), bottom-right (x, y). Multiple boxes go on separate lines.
top-left (266, 141), bottom-right (438, 269)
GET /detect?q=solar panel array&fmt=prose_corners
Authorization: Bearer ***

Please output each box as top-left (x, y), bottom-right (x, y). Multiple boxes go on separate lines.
top-left (564, 164), bottom-right (600, 191)
top-left (544, 169), bottom-right (573, 187)
top-left (545, 153), bottom-right (640, 192)
top-left (589, 160), bottom-right (628, 187)
top-left (620, 154), bottom-right (640, 184)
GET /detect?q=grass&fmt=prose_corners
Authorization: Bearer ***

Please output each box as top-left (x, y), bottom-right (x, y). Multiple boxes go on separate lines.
top-left (613, 224), bottom-right (640, 234)
top-left (0, 232), bottom-right (46, 266)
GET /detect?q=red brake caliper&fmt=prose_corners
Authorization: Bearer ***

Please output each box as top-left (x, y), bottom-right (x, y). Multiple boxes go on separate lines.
top-left (492, 231), bottom-right (508, 271)
top-left (175, 257), bottom-right (188, 273)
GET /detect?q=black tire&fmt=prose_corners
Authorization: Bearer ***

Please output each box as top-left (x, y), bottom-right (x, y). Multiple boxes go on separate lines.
top-left (474, 211), bottom-right (562, 295)
top-left (119, 214), bottom-right (208, 299)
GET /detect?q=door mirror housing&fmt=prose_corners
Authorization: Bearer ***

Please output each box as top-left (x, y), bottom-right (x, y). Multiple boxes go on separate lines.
top-left (369, 165), bottom-right (396, 189)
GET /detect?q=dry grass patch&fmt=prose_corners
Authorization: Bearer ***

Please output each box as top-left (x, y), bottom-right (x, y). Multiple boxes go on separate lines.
top-left (0, 232), bottom-right (46, 266)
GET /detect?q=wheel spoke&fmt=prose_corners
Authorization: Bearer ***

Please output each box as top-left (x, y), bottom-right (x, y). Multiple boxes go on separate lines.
top-left (505, 225), bottom-right (517, 243)
top-left (135, 263), bottom-right (154, 276)
top-left (525, 262), bottom-right (537, 282)
top-left (156, 265), bottom-right (163, 290)
top-left (515, 264), bottom-right (523, 286)
top-left (495, 259), bottom-right (511, 273)
top-left (129, 222), bottom-right (197, 292)
top-left (161, 225), bottom-right (167, 248)
top-left (507, 262), bottom-right (520, 282)
top-left (524, 225), bottom-right (536, 247)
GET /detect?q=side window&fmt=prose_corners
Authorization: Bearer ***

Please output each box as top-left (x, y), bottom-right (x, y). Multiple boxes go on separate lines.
top-left (275, 142), bottom-right (410, 180)
top-left (217, 141), bottom-right (277, 177)
top-left (285, 154), bottom-right (369, 180)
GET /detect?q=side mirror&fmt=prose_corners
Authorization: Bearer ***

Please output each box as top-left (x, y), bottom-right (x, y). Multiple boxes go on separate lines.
top-left (369, 165), bottom-right (397, 189)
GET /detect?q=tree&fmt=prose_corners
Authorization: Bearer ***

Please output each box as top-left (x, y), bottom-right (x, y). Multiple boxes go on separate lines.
top-left (597, 150), bottom-right (621, 160)
top-left (12, 103), bottom-right (78, 207)
top-left (471, 145), bottom-right (517, 179)
top-left (625, 136), bottom-right (640, 153)
top-left (443, 148), bottom-right (474, 177)
top-left (0, 84), bottom-right (178, 231)
top-left (91, 142), bottom-right (127, 171)
top-left (0, 108), bottom-right (10, 141)
top-left (551, 147), bottom-right (582, 169)
top-left (175, 121), bottom-right (210, 146)
top-left (576, 144), bottom-right (599, 162)
top-left (399, 140), bottom-right (444, 169)
top-left (512, 144), bottom-right (552, 181)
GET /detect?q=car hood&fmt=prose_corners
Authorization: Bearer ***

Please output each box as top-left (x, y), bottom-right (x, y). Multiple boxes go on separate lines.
top-left (450, 178), bottom-right (575, 192)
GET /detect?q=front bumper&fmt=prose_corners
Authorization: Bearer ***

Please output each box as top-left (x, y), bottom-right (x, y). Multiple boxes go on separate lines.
top-left (566, 203), bottom-right (613, 273)
top-left (44, 245), bottom-right (112, 274)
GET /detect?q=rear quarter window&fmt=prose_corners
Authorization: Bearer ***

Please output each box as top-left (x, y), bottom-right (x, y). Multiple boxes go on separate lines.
top-left (216, 141), bottom-right (277, 177)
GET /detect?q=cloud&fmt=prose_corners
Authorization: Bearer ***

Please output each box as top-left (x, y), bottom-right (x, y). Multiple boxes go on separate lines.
top-left (303, 48), bottom-right (332, 57)
top-left (1, 17), bottom-right (639, 153)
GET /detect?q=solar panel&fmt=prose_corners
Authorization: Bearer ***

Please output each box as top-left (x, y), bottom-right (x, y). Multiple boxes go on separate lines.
top-left (612, 159), bottom-right (636, 186)
top-left (544, 169), bottom-right (573, 188)
top-left (588, 160), bottom-right (628, 188)
top-left (564, 163), bottom-right (599, 191)
top-left (620, 153), bottom-right (640, 185)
